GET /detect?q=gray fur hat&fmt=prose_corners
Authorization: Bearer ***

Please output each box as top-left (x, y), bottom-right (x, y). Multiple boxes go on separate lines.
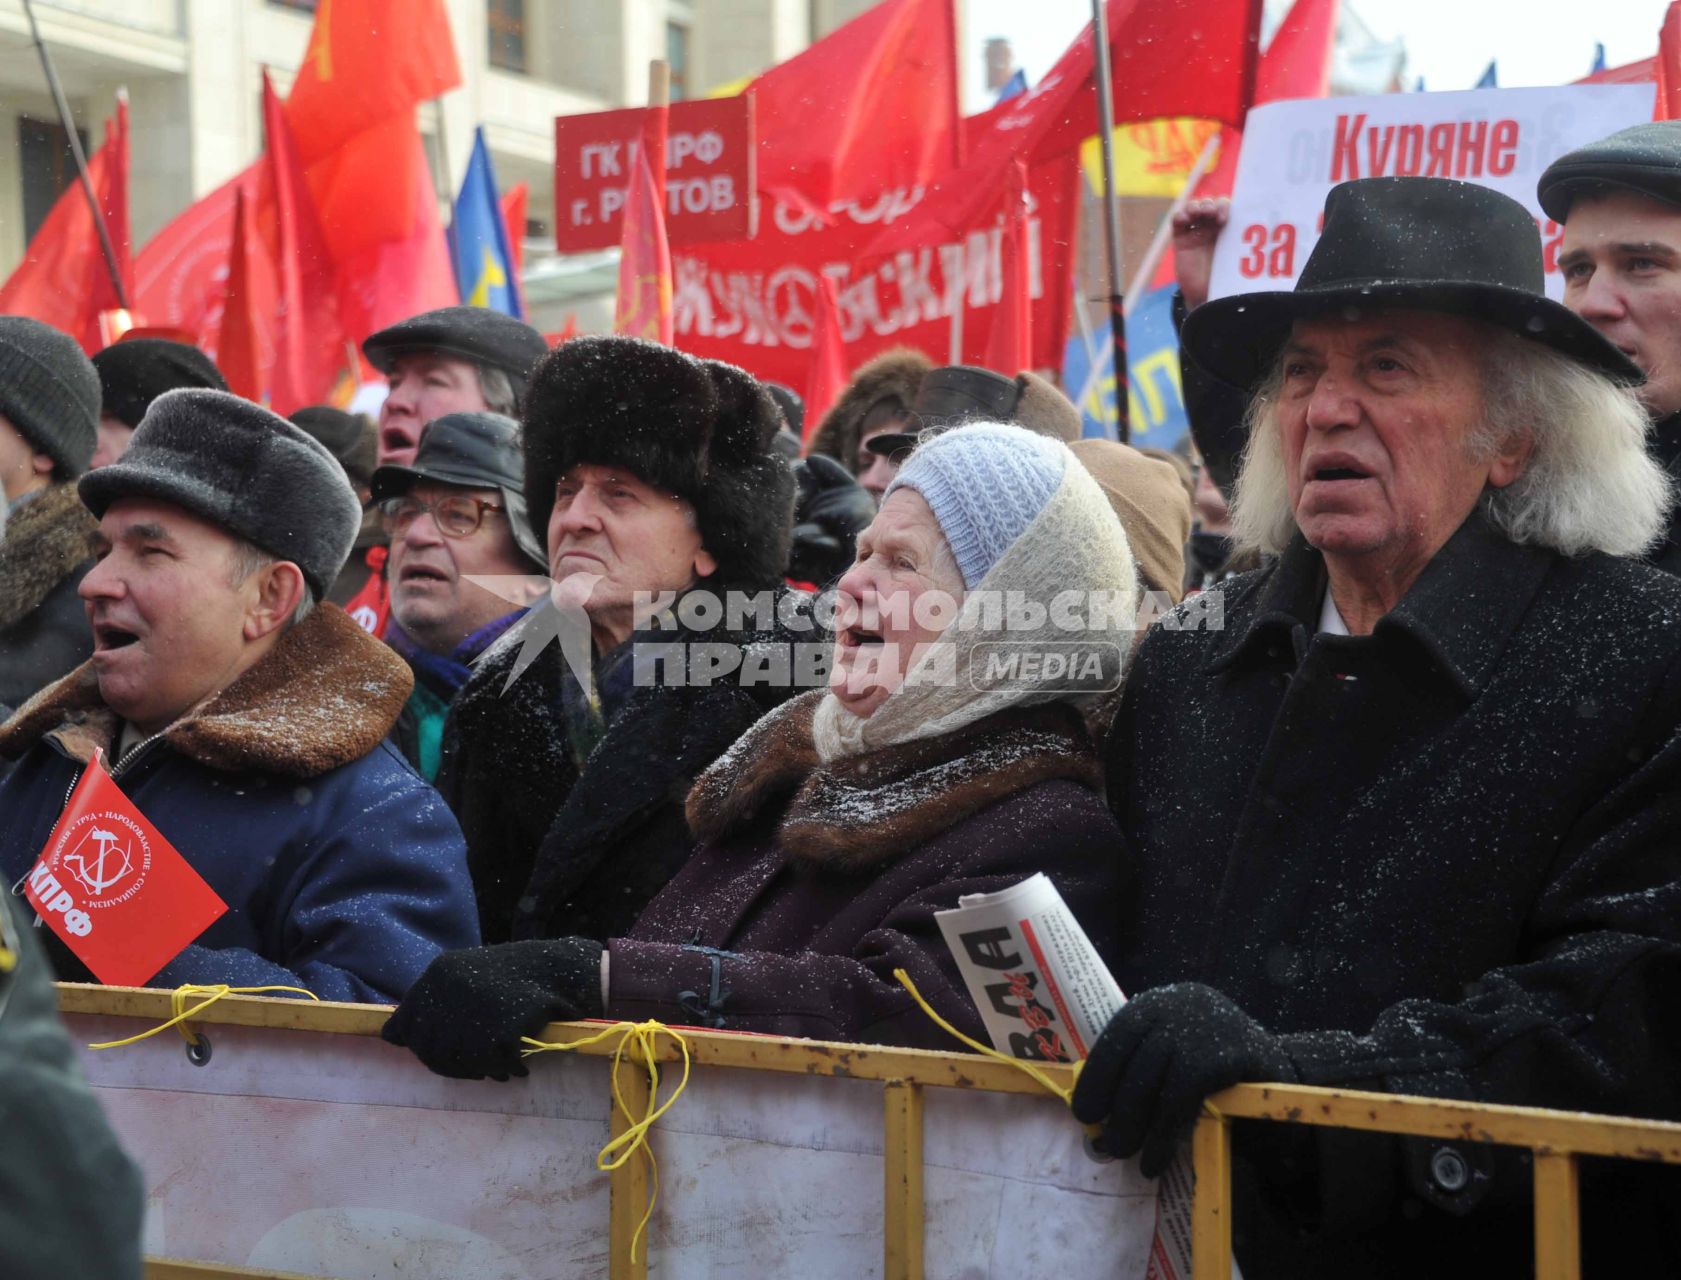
top-left (79, 389), bottom-right (361, 601)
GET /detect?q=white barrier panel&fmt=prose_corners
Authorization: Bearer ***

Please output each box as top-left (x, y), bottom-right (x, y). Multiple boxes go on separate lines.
top-left (68, 1012), bottom-right (1156, 1279)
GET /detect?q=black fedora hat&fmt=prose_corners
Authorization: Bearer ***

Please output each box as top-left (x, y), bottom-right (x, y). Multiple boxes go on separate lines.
top-left (1181, 177), bottom-right (1643, 391)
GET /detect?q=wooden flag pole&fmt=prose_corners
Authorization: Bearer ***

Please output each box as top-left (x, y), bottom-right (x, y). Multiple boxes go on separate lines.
top-left (21, 0), bottom-right (129, 310)
top-left (1090, 0), bottom-right (1127, 441)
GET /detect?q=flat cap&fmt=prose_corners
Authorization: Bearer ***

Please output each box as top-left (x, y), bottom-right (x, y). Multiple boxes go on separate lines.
top-left (362, 306), bottom-right (548, 391)
top-left (92, 338), bottom-right (228, 428)
top-left (1538, 121), bottom-right (1681, 222)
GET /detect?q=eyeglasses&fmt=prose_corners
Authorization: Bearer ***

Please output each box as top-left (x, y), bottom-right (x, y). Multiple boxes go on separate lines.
top-left (379, 494), bottom-right (506, 540)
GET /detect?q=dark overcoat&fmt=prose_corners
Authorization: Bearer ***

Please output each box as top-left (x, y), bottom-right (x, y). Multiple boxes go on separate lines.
top-left (0, 482), bottom-right (95, 709)
top-left (606, 690), bottom-right (1126, 1049)
top-left (1647, 409), bottom-right (1681, 576)
top-left (1104, 511), bottom-right (1681, 1278)
top-left (438, 585), bottom-right (819, 946)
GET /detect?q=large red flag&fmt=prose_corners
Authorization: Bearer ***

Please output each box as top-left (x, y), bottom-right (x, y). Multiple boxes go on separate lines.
top-left (748, 0), bottom-right (959, 210)
top-left (216, 186), bottom-right (270, 402)
top-left (868, 0), bottom-right (1262, 259)
top-left (0, 97), bottom-right (132, 353)
top-left (257, 71), bottom-right (344, 413)
top-left (1659, 3), bottom-right (1681, 121)
top-left (1151, 0), bottom-right (1337, 288)
top-left (502, 180), bottom-right (529, 313)
top-left (983, 161), bottom-right (1033, 376)
top-left (803, 275), bottom-right (848, 445)
top-left (615, 108), bottom-right (674, 345)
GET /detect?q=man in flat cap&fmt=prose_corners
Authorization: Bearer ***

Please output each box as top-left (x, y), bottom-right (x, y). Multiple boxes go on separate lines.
top-left (0, 390), bottom-right (478, 1002)
top-left (1541, 121), bottom-right (1681, 573)
top-left (371, 412), bottom-right (547, 781)
top-left (89, 336), bottom-right (227, 470)
top-left (1073, 177), bottom-right (1681, 1276)
top-left (346, 307), bottom-right (549, 637)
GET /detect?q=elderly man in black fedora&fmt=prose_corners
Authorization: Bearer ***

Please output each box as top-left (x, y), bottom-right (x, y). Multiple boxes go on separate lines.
top-left (1072, 177), bottom-right (1681, 1277)
top-left (1541, 122), bottom-right (1681, 575)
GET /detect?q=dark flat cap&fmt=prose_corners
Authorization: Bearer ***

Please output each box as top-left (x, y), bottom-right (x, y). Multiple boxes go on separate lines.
top-left (362, 306), bottom-right (548, 390)
top-left (92, 338), bottom-right (227, 428)
top-left (290, 405), bottom-right (377, 490)
top-left (1538, 122), bottom-right (1681, 222)
top-left (80, 389), bottom-right (361, 600)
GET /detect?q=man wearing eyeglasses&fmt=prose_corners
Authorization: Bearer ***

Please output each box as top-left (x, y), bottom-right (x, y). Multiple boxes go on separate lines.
top-left (370, 413), bottom-right (547, 781)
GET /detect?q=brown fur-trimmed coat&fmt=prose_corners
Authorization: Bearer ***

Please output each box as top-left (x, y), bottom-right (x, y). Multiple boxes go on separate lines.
top-left (606, 689), bottom-right (1125, 1047)
top-left (805, 348), bottom-right (931, 472)
top-left (0, 482), bottom-right (97, 710)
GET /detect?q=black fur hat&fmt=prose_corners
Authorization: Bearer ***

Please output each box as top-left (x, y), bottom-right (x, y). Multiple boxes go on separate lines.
top-left (522, 336), bottom-right (794, 589)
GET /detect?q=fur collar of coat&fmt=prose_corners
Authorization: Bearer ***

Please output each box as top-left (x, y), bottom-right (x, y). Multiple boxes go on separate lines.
top-left (687, 688), bottom-right (1102, 872)
top-left (0, 482), bottom-right (97, 630)
top-left (0, 604), bottom-right (412, 778)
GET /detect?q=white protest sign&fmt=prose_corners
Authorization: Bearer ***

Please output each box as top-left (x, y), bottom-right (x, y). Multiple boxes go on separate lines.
top-left (1209, 85), bottom-right (1656, 301)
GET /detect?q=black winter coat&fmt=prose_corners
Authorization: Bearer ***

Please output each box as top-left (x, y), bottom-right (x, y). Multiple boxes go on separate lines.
top-left (438, 585), bottom-right (819, 945)
top-left (1105, 512), bottom-right (1681, 1279)
top-left (1645, 410), bottom-right (1681, 577)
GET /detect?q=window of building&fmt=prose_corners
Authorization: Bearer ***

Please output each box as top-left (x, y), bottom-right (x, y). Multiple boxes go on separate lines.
top-left (18, 115), bottom-right (86, 243)
top-left (666, 21), bottom-right (691, 100)
top-left (488, 0), bottom-right (527, 74)
top-left (268, 0), bottom-right (318, 11)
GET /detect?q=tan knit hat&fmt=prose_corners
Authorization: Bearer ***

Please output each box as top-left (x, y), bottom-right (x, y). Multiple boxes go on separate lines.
top-left (1068, 439), bottom-right (1193, 605)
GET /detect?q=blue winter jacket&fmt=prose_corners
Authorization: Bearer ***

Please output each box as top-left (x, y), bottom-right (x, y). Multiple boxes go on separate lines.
top-left (0, 606), bottom-right (479, 1004)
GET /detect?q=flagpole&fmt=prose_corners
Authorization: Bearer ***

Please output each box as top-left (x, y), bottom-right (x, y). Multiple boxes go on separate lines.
top-left (21, 0), bottom-right (129, 310)
top-left (1090, 0), bottom-right (1127, 442)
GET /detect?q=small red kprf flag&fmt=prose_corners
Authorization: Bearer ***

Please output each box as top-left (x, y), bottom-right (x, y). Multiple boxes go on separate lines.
top-left (23, 750), bottom-right (227, 987)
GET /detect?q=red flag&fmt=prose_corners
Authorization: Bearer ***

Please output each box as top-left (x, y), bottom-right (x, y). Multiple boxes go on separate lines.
top-left (1153, 0), bottom-right (1337, 289)
top-left (984, 162), bottom-right (1033, 376)
top-left (1577, 56), bottom-right (1659, 86)
top-left (1660, 3), bottom-right (1681, 120)
top-left (133, 166), bottom-right (256, 360)
top-left (284, 0), bottom-right (461, 165)
top-left (804, 275), bottom-right (848, 445)
top-left (502, 181), bottom-right (529, 311)
top-left (258, 71), bottom-right (344, 413)
top-left (615, 108), bottom-right (673, 345)
top-left (23, 750), bottom-right (227, 987)
top-left (869, 0), bottom-right (1261, 259)
top-left (747, 0), bottom-right (959, 208)
top-left (0, 97), bottom-right (132, 353)
top-left (216, 186), bottom-right (270, 402)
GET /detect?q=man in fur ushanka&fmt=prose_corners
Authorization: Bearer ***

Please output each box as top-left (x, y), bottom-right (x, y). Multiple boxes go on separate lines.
top-left (0, 390), bottom-right (478, 1002)
top-left (426, 336), bottom-right (811, 951)
top-left (386, 424), bottom-right (1134, 1079)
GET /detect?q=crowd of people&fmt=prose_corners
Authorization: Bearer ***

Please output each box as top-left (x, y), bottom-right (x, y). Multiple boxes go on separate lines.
top-left (5, 121), bottom-right (1681, 1278)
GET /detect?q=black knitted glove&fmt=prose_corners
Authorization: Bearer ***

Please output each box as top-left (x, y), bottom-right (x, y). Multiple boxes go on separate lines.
top-left (789, 453), bottom-right (877, 585)
top-left (382, 938), bottom-right (605, 1081)
top-left (1071, 983), bottom-right (1298, 1177)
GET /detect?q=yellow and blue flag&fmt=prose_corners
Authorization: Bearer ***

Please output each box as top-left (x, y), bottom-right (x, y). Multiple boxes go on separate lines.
top-left (450, 127), bottom-right (523, 318)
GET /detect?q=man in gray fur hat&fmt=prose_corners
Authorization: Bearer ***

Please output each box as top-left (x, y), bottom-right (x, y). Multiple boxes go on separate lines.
top-left (0, 389), bottom-right (478, 1002)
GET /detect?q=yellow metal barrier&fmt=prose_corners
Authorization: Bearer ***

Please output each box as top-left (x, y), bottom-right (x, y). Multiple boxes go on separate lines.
top-left (1190, 1084), bottom-right (1681, 1280)
top-left (56, 985), bottom-right (1677, 1280)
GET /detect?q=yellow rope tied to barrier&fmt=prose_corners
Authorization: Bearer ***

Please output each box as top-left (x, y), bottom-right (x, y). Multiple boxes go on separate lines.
top-left (86, 984), bottom-right (319, 1050)
top-left (522, 1019), bottom-right (691, 1265)
top-left (893, 967), bottom-right (1228, 1129)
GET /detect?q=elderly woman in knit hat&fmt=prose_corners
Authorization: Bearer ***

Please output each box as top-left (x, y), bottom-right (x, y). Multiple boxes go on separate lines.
top-left (385, 424), bottom-right (1138, 1077)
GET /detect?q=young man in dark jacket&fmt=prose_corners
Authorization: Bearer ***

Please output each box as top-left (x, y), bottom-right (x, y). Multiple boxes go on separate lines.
top-left (0, 390), bottom-right (478, 1003)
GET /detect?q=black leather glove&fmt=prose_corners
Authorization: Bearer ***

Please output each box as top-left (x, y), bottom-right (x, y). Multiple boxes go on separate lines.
top-left (1071, 983), bottom-right (1298, 1177)
top-left (381, 938), bottom-right (605, 1081)
top-left (788, 454), bottom-right (876, 585)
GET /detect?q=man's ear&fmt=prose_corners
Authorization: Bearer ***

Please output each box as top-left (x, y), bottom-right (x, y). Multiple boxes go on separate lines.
top-left (244, 561), bottom-right (309, 641)
top-left (30, 451), bottom-right (53, 479)
top-left (693, 546), bottom-right (718, 580)
top-left (1487, 429), bottom-right (1536, 490)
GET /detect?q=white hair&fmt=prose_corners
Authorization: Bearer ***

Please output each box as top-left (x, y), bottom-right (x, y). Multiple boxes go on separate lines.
top-left (227, 538), bottom-right (316, 628)
top-left (1230, 327), bottom-right (1672, 560)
